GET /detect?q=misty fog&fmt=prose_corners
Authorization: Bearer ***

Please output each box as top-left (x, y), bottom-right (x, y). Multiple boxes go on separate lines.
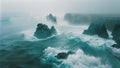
top-left (0, 1), bottom-right (120, 68)
top-left (1, 0), bottom-right (120, 39)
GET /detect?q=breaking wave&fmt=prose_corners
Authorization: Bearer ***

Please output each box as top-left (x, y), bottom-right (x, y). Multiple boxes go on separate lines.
top-left (0, 25), bottom-right (120, 68)
top-left (43, 47), bottom-right (111, 68)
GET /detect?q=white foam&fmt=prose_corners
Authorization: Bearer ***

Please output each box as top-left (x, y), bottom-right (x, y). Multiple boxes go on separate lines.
top-left (110, 47), bottom-right (120, 58)
top-left (43, 47), bottom-right (111, 68)
top-left (43, 47), bottom-right (68, 57)
top-left (20, 29), bottom-right (39, 41)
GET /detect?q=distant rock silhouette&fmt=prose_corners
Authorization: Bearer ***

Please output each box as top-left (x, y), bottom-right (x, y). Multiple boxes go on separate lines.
top-left (83, 22), bottom-right (109, 39)
top-left (34, 23), bottom-right (57, 39)
top-left (64, 13), bottom-right (90, 25)
top-left (64, 13), bottom-right (120, 25)
top-left (55, 51), bottom-right (74, 59)
top-left (46, 14), bottom-right (57, 24)
top-left (112, 24), bottom-right (120, 48)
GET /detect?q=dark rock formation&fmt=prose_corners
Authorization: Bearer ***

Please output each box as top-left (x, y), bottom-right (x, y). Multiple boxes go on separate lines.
top-left (112, 44), bottom-right (120, 49)
top-left (50, 26), bottom-right (57, 35)
top-left (46, 14), bottom-right (57, 24)
top-left (34, 23), bottom-right (51, 39)
top-left (112, 24), bottom-right (120, 48)
top-left (55, 52), bottom-right (68, 59)
top-left (83, 22), bottom-right (109, 39)
top-left (34, 23), bottom-right (57, 39)
top-left (55, 51), bottom-right (74, 59)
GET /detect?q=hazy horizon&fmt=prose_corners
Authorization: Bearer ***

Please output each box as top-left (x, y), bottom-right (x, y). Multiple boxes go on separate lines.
top-left (1, 0), bottom-right (120, 39)
top-left (2, 0), bottom-right (120, 16)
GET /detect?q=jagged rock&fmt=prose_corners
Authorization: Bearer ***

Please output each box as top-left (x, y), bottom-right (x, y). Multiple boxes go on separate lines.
top-left (55, 51), bottom-right (74, 59)
top-left (112, 24), bottom-right (120, 48)
top-left (34, 23), bottom-right (51, 39)
top-left (46, 14), bottom-right (57, 24)
top-left (55, 52), bottom-right (68, 59)
top-left (34, 23), bottom-right (57, 39)
top-left (83, 23), bottom-right (109, 39)
top-left (112, 44), bottom-right (120, 49)
top-left (50, 26), bottom-right (57, 35)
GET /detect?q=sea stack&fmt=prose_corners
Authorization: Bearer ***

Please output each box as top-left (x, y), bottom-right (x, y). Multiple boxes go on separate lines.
top-left (34, 23), bottom-right (57, 39)
top-left (83, 22), bottom-right (109, 39)
top-left (46, 14), bottom-right (57, 24)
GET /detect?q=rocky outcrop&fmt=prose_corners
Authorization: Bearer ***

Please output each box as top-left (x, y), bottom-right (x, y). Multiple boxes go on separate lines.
top-left (83, 22), bottom-right (109, 39)
top-left (55, 51), bottom-right (74, 59)
top-left (34, 23), bottom-right (57, 39)
top-left (112, 24), bottom-right (120, 48)
top-left (50, 26), bottom-right (57, 35)
top-left (46, 14), bottom-right (57, 24)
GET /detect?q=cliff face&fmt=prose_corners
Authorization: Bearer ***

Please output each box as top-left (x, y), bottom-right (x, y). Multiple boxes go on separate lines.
top-left (64, 13), bottom-right (120, 26)
top-left (82, 20), bottom-right (120, 48)
top-left (83, 22), bottom-right (109, 39)
top-left (112, 25), bottom-right (120, 48)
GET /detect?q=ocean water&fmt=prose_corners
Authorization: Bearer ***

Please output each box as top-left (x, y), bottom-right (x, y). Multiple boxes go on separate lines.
top-left (0, 23), bottom-right (120, 68)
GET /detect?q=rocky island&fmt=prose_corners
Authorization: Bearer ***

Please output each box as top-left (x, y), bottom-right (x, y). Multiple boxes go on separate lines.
top-left (34, 23), bottom-right (57, 39)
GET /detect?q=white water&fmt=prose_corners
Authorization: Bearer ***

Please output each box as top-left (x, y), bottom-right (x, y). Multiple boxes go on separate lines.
top-left (43, 47), bottom-right (111, 68)
top-left (1, 13), bottom-right (120, 68)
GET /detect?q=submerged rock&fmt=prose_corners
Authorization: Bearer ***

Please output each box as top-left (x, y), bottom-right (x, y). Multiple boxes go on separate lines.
top-left (46, 14), bottom-right (57, 24)
top-left (112, 44), bottom-right (120, 49)
top-left (112, 24), bottom-right (120, 48)
top-left (55, 51), bottom-right (74, 59)
top-left (83, 23), bottom-right (109, 39)
top-left (34, 23), bottom-right (57, 39)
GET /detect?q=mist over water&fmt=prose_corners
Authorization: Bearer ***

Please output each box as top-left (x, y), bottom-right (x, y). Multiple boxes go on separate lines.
top-left (0, 0), bottom-right (120, 68)
top-left (1, 0), bottom-right (120, 37)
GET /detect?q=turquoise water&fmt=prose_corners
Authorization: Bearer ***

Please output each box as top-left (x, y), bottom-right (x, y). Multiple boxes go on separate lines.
top-left (0, 29), bottom-right (120, 68)
top-left (0, 17), bottom-right (120, 68)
